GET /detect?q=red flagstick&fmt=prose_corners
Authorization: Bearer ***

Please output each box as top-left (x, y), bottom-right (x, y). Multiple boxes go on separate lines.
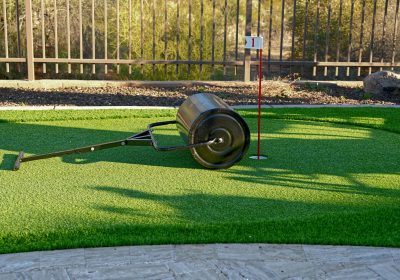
top-left (245, 35), bottom-right (265, 161)
top-left (257, 49), bottom-right (262, 160)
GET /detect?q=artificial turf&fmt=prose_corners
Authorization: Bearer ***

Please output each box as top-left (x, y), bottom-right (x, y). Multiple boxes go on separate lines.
top-left (0, 107), bottom-right (399, 253)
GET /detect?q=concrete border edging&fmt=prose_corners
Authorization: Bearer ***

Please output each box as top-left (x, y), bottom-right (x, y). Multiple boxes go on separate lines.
top-left (0, 106), bottom-right (179, 111)
top-left (0, 80), bottom-right (258, 90)
top-left (0, 79), bottom-right (365, 90)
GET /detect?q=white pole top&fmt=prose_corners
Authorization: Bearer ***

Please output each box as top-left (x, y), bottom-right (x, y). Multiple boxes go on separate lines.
top-left (244, 36), bottom-right (263, 50)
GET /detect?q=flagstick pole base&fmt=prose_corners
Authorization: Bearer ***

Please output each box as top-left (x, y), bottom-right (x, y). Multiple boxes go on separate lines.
top-left (249, 155), bottom-right (268, 160)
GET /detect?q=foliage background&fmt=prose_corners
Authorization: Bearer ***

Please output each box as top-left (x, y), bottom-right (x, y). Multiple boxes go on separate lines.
top-left (0, 0), bottom-right (399, 80)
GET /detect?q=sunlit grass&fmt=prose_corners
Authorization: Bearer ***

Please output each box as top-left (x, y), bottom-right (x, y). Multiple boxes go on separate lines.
top-left (0, 108), bottom-right (399, 253)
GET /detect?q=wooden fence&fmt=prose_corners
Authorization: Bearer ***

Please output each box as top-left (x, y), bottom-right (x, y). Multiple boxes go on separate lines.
top-left (0, 0), bottom-right (400, 81)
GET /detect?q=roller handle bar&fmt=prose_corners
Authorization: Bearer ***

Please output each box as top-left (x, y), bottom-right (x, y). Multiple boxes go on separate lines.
top-left (13, 120), bottom-right (218, 171)
top-left (147, 121), bottom-right (219, 151)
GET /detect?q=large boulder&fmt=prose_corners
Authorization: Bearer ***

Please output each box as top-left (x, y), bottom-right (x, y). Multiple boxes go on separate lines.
top-left (363, 71), bottom-right (400, 95)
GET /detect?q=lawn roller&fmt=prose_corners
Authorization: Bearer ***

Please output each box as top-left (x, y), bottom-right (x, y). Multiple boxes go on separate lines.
top-left (14, 93), bottom-right (250, 171)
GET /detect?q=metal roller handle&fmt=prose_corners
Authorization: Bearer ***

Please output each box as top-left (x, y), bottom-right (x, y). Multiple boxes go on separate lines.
top-left (13, 120), bottom-right (221, 171)
top-left (147, 121), bottom-right (221, 151)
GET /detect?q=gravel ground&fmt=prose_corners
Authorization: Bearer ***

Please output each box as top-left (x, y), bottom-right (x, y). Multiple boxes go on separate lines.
top-left (0, 81), bottom-right (399, 106)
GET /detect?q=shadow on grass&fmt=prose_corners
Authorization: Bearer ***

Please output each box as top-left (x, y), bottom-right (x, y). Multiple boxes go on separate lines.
top-left (238, 107), bottom-right (400, 135)
top-left (54, 185), bottom-right (395, 252)
top-left (1, 117), bottom-right (400, 179)
top-left (1, 204), bottom-right (400, 254)
top-left (1, 118), bottom-right (400, 253)
top-left (226, 125), bottom-right (400, 198)
top-left (86, 121), bottom-right (400, 225)
top-left (224, 167), bottom-right (400, 199)
top-left (0, 121), bottom-right (200, 170)
top-left (91, 185), bottom-right (367, 223)
top-left (1, 183), bottom-right (399, 254)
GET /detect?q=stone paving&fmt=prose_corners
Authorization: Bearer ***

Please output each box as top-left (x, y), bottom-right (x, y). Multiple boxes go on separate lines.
top-left (0, 244), bottom-right (399, 279)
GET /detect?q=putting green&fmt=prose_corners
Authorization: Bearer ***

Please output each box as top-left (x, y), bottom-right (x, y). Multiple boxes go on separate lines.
top-left (0, 109), bottom-right (399, 253)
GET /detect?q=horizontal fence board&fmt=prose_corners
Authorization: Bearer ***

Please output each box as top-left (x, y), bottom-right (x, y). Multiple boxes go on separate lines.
top-left (32, 59), bottom-right (245, 65)
top-left (19, 58), bottom-right (399, 68)
top-left (0, 58), bottom-right (26, 63)
top-left (251, 61), bottom-right (400, 67)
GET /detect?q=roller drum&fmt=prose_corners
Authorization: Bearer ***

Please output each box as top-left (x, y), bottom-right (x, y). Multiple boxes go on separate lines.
top-left (176, 93), bottom-right (250, 169)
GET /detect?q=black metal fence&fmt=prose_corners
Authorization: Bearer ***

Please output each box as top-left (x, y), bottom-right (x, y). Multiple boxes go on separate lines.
top-left (0, 0), bottom-right (399, 81)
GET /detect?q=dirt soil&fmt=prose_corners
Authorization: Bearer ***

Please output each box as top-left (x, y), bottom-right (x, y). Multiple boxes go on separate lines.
top-left (0, 81), bottom-right (399, 106)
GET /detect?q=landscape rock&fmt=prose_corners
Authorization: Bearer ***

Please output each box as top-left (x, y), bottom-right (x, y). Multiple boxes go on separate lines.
top-left (363, 71), bottom-right (400, 95)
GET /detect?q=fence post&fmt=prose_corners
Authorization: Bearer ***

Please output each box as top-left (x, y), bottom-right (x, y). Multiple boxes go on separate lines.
top-left (25, 0), bottom-right (35, 80)
top-left (244, 0), bottom-right (252, 82)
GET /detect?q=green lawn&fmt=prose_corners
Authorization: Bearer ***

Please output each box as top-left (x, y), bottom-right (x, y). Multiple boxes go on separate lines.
top-left (0, 107), bottom-right (399, 254)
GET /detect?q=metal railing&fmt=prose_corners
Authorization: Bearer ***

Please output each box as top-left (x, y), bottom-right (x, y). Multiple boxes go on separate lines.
top-left (0, 0), bottom-right (399, 81)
